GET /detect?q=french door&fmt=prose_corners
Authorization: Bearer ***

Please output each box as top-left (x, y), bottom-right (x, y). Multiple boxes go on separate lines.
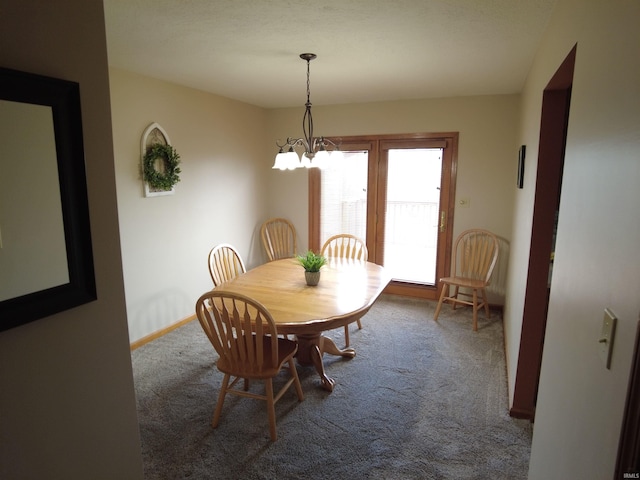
top-left (309, 133), bottom-right (458, 300)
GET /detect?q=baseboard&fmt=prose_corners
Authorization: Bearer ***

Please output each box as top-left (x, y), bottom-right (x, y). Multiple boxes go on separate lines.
top-left (509, 406), bottom-right (535, 421)
top-left (487, 302), bottom-right (503, 313)
top-left (130, 314), bottom-right (196, 351)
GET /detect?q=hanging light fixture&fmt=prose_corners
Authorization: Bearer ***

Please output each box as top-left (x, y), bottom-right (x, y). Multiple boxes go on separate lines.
top-left (272, 53), bottom-right (341, 170)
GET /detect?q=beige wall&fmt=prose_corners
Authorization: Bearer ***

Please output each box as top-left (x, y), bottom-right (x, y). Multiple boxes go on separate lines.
top-left (507, 0), bottom-right (640, 477)
top-left (112, 76), bottom-right (520, 343)
top-left (265, 95), bottom-right (520, 257)
top-left (109, 68), bottom-right (270, 342)
top-left (0, 1), bottom-right (143, 479)
top-left (4, 0), bottom-right (636, 477)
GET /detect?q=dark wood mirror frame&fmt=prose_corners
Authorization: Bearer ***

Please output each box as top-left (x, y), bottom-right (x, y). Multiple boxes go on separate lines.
top-left (0, 67), bottom-right (96, 331)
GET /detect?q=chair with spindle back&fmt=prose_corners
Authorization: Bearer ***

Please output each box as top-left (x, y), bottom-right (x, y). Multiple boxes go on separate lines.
top-left (208, 244), bottom-right (246, 287)
top-left (260, 218), bottom-right (297, 262)
top-left (321, 234), bottom-right (369, 346)
top-left (195, 290), bottom-right (304, 441)
top-left (433, 229), bottom-right (499, 331)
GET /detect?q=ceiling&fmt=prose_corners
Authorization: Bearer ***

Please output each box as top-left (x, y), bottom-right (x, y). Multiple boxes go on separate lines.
top-left (103, 0), bottom-right (557, 109)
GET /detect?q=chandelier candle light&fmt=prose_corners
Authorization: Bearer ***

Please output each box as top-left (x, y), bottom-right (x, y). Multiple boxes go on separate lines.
top-left (273, 53), bottom-right (342, 170)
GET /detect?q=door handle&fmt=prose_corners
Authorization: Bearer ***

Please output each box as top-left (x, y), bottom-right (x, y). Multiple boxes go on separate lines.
top-left (439, 211), bottom-right (446, 233)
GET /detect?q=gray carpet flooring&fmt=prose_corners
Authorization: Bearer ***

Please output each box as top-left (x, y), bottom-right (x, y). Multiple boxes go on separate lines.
top-left (131, 294), bottom-right (532, 479)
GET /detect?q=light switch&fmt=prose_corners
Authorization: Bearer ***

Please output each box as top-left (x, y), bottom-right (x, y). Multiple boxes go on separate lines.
top-left (598, 308), bottom-right (617, 369)
top-left (458, 198), bottom-right (470, 208)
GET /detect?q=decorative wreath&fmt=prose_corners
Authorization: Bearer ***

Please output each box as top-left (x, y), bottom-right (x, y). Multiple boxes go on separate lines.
top-left (143, 143), bottom-right (181, 191)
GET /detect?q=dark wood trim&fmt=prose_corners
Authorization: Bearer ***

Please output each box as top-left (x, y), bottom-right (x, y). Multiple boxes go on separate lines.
top-left (308, 168), bottom-right (321, 252)
top-left (384, 281), bottom-right (439, 300)
top-left (366, 143), bottom-right (380, 260)
top-left (510, 45), bottom-right (576, 420)
top-left (438, 134), bottom-right (458, 296)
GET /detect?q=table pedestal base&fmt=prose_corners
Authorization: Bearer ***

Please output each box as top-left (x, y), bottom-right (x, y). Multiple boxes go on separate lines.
top-left (295, 333), bottom-right (356, 392)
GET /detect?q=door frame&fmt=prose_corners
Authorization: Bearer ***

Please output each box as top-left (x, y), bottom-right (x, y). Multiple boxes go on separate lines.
top-left (510, 45), bottom-right (576, 420)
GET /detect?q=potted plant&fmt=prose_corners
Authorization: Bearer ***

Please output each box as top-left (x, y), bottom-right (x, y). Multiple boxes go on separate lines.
top-left (296, 250), bottom-right (327, 286)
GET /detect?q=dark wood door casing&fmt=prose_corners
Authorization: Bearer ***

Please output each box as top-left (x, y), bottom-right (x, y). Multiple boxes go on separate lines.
top-left (510, 45), bottom-right (576, 420)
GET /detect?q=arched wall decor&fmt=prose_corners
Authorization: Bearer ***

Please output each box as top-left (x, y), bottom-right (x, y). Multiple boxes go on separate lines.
top-left (140, 122), bottom-right (180, 197)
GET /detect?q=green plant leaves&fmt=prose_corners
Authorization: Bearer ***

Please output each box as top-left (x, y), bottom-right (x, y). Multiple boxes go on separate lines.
top-left (296, 250), bottom-right (327, 272)
top-left (143, 143), bottom-right (181, 191)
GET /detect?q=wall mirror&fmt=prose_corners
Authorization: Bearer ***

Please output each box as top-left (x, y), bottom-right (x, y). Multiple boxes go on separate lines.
top-left (0, 67), bottom-right (96, 332)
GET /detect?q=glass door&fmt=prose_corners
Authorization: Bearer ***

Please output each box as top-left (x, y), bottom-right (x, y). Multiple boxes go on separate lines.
top-left (319, 150), bottom-right (368, 243)
top-left (309, 133), bottom-right (457, 300)
top-left (382, 148), bottom-right (442, 284)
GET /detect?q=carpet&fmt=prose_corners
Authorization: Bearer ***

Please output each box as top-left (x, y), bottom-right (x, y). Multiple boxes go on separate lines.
top-left (131, 294), bottom-right (532, 479)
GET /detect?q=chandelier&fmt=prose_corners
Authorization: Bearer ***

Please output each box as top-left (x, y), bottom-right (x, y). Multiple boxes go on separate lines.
top-left (272, 53), bottom-right (341, 170)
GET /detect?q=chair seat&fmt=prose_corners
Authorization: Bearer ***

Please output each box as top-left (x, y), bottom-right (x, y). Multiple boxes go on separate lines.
top-left (217, 336), bottom-right (298, 379)
top-left (439, 276), bottom-right (488, 289)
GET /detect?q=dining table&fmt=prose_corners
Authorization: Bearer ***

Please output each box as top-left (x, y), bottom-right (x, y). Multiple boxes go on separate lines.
top-left (217, 257), bottom-right (391, 392)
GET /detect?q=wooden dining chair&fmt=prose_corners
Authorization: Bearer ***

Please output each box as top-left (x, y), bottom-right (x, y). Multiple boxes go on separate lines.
top-left (321, 234), bottom-right (369, 346)
top-left (195, 290), bottom-right (304, 441)
top-left (208, 244), bottom-right (246, 287)
top-left (260, 217), bottom-right (297, 261)
top-left (433, 229), bottom-right (500, 331)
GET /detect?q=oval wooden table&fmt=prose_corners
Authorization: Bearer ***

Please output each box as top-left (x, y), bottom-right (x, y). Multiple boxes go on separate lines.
top-left (217, 258), bottom-right (391, 392)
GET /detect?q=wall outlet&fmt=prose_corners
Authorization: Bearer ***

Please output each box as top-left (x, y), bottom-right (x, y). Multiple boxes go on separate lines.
top-left (598, 308), bottom-right (617, 369)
